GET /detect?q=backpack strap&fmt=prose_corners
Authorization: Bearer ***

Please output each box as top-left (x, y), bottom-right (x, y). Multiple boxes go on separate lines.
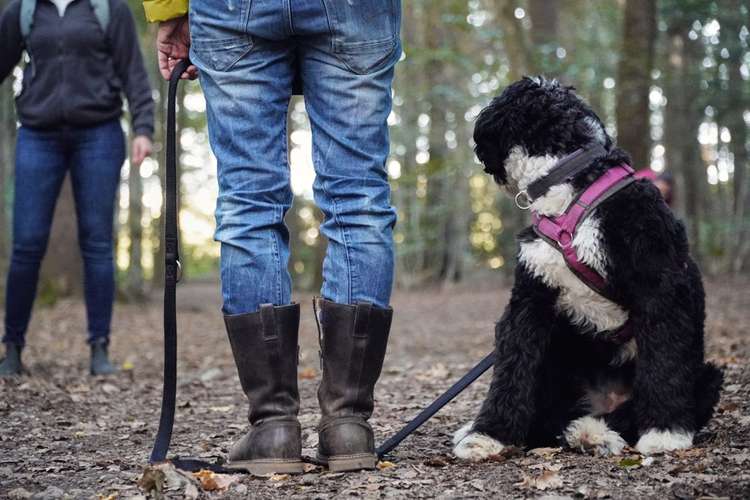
top-left (89, 0), bottom-right (110, 36)
top-left (19, 0), bottom-right (37, 45)
top-left (19, 0), bottom-right (109, 44)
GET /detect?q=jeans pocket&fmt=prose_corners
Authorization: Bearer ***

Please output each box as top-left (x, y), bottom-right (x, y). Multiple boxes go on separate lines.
top-left (323, 0), bottom-right (401, 75)
top-left (189, 0), bottom-right (254, 72)
top-left (190, 36), bottom-right (254, 72)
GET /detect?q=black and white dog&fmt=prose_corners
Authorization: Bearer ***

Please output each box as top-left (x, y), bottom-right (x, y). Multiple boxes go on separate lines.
top-left (453, 77), bottom-right (723, 460)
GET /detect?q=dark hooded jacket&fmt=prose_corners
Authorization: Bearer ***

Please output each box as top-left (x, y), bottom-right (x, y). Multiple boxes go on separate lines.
top-left (0, 0), bottom-right (154, 137)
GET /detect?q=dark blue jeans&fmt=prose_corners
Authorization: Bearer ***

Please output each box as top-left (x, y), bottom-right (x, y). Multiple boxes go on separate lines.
top-left (3, 119), bottom-right (125, 346)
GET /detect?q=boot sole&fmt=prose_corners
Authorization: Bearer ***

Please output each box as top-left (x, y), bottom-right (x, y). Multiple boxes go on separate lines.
top-left (318, 453), bottom-right (378, 472)
top-left (225, 459), bottom-right (304, 476)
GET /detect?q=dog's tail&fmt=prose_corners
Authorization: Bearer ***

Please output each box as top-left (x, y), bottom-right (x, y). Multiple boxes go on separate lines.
top-left (694, 362), bottom-right (724, 430)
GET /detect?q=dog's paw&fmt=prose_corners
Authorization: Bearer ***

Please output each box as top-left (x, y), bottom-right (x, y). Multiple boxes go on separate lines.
top-left (564, 416), bottom-right (626, 457)
top-left (635, 429), bottom-right (693, 455)
top-left (452, 421), bottom-right (475, 446)
top-left (452, 427), bottom-right (506, 462)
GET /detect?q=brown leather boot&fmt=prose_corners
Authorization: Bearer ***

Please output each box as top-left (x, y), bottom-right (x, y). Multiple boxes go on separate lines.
top-left (314, 298), bottom-right (393, 472)
top-left (224, 303), bottom-right (304, 476)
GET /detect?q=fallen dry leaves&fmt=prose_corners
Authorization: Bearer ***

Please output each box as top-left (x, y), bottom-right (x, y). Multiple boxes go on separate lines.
top-left (516, 469), bottom-right (564, 491)
top-left (299, 367), bottom-right (317, 380)
top-left (528, 447), bottom-right (562, 459)
top-left (2, 281), bottom-right (749, 498)
top-left (192, 469), bottom-right (239, 491)
top-left (376, 460), bottom-right (397, 470)
top-left (415, 363), bottom-right (451, 381)
top-left (137, 463), bottom-right (200, 499)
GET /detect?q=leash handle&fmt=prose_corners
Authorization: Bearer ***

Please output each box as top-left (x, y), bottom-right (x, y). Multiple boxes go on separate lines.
top-left (149, 59), bottom-right (191, 464)
top-left (376, 352), bottom-right (495, 458)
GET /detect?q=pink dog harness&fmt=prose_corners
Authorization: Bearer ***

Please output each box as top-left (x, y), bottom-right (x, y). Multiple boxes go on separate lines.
top-left (530, 163), bottom-right (635, 344)
top-left (531, 164), bottom-right (635, 298)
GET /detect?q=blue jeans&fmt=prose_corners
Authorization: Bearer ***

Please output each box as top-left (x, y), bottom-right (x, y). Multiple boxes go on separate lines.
top-left (3, 120), bottom-right (125, 346)
top-left (190, 0), bottom-right (400, 314)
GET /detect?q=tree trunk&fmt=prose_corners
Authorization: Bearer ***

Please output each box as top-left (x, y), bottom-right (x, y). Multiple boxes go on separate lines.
top-left (616, 0), bottom-right (656, 169)
top-left (495, 0), bottom-right (534, 78)
top-left (394, 0), bottom-right (427, 287)
top-left (663, 27), bottom-right (704, 264)
top-left (528, 0), bottom-right (559, 48)
top-left (493, 0), bottom-right (534, 273)
top-left (126, 162), bottom-right (145, 300)
top-left (723, 0), bottom-right (750, 272)
top-left (0, 78), bottom-right (15, 279)
top-left (151, 81), bottom-right (167, 287)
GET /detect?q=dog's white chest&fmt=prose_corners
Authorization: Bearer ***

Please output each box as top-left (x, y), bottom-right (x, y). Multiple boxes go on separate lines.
top-left (518, 216), bottom-right (629, 332)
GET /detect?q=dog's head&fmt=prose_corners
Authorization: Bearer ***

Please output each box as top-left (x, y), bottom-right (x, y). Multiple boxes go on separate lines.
top-left (474, 77), bottom-right (612, 191)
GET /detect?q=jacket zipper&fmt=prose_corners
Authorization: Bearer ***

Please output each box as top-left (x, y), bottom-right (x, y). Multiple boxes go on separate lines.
top-left (59, 7), bottom-right (66, 125)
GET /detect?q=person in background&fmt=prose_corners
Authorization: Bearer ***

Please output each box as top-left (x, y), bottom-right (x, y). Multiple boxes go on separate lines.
top-left (635, 169), bottom-right (675, 207)
top-left (147, 0), bottom-right (400, 475)
top-left (0, 0), bottom-right (155, 376)
top-left (654, 171), bottom-right (675, 207)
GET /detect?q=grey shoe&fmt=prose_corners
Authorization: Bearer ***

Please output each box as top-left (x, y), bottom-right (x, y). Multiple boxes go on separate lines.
top-left (224, 304), bottom-right (304, 476)
top-left (0, 343), bottom-right (23, 377)
top-left (90, 339), bottom-right (116, 376)
top-left (314, 298), bottom-right (392, 472)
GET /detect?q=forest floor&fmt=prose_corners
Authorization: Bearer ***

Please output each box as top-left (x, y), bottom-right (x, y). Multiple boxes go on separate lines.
top-left (1, 278), bottom-right (749, 499)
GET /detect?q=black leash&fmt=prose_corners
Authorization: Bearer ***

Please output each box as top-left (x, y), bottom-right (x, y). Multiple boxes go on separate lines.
top-left (148, 59), bottom-right (494, 472)
top-left (149, 59), bottom-right (229, 473)
top-left (149, 59), bottom-right (188, 466)
top-left (376, 352), bottom-right (495, 458)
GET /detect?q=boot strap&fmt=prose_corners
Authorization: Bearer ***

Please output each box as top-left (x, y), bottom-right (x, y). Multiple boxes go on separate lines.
top-left (353, 303), bottom-right (373, 339)
top-left (259, 304), bottom-right (279, 341)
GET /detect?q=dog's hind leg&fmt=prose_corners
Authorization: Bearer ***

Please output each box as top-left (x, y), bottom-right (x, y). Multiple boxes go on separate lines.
top-left (596, 362), bottom-right (720, 451)
top-left (629, 295), bottom-right (702, 453)
top-left (694, 362), bottom-right (723, 430)
top-left (453, 267), bottom-right (562, 461)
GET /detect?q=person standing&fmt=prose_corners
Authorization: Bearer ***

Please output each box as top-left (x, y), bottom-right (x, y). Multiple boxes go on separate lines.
top-left (147, 0), bottom-right (400, 475)
top-left (0, 0), bottom-right (155, 376)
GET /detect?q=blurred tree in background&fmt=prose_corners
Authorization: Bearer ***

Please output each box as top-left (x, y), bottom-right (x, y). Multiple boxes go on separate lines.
top-left (0, 0), bottom-right (748, 304)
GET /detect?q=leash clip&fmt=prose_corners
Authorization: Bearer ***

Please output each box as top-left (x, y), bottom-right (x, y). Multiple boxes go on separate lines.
top-left (175, 260), bottom-right (182, 283)
top-left (514, 190), bottom-right (532, 210)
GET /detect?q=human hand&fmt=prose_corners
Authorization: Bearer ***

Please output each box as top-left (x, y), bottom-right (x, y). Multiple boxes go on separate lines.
top-left (131, 135), bottom-right (153, 166)
top-left (157, 16), bottom-right (198, 80)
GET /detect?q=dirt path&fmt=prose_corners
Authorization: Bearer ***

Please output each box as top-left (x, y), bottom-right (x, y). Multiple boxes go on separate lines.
top-left (1, 279), bottom-right (749, 499)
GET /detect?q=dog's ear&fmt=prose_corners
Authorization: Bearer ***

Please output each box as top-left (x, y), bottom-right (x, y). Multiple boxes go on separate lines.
top-left (574, 109), bottom-right (614, 150)
top-left (474, 96), bottom-right (515, 185)
top-left (473, 76), bottom-right (556, 183)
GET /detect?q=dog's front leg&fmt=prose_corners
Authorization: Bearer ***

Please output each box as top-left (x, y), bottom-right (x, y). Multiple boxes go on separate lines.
top-left (452, 267), bottom-right (559, 461)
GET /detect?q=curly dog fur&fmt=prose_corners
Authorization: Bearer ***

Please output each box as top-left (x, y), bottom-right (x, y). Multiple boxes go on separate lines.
top-left (453, 77), bottom-right (723, 461)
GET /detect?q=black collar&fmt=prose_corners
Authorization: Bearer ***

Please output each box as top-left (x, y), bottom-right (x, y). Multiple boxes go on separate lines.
top-left (526, 144), bottom-right (609, 201)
